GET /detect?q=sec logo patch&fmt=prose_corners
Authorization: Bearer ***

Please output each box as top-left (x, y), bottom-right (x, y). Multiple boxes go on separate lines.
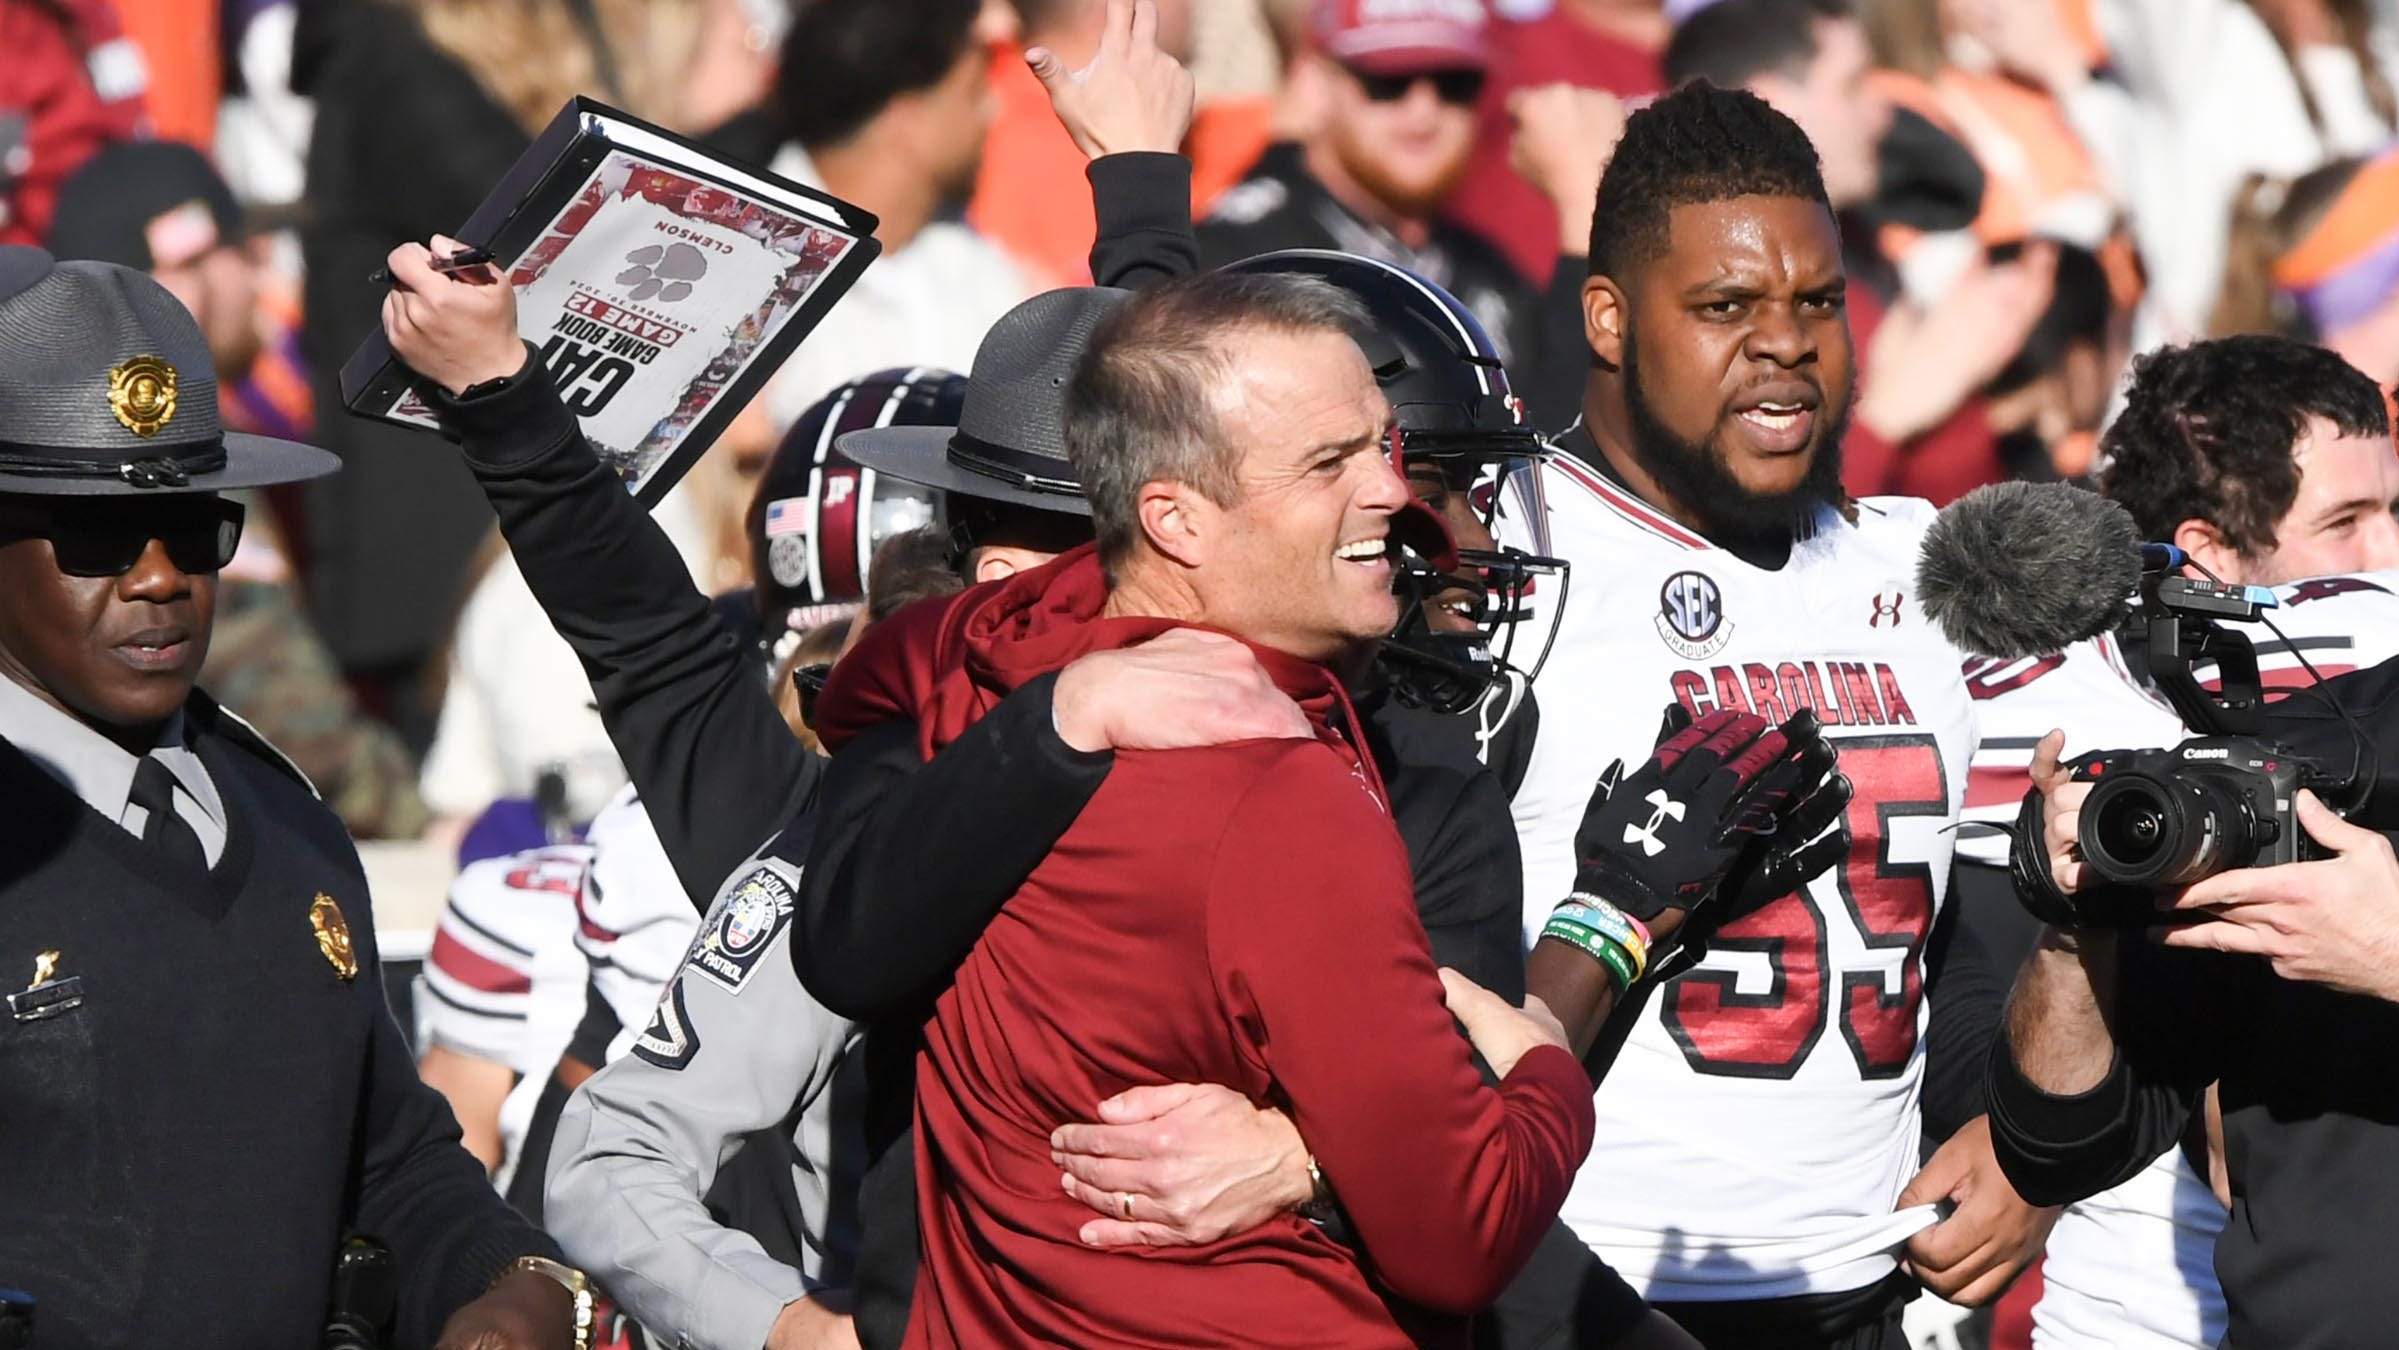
top-left (1656, 571), bottom-right (1733, 660)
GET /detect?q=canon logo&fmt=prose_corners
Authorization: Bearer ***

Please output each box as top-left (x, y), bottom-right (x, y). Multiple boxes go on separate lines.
top-left (2182, 747), bottom-right (2232, 760)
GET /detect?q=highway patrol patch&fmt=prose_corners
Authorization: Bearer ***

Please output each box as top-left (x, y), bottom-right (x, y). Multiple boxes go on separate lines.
top-left (631, 982), bottom-right (698, 1070)
top-left (686, 865), bottom-right (795, 995)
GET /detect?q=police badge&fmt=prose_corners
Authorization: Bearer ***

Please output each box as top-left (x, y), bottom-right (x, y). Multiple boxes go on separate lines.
top-left (309, 894), bottom-right (359, 981)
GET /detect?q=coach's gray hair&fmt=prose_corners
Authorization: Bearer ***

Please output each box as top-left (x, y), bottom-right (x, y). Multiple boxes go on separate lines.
top-left (1064, 271), bottom-right (1370, 578)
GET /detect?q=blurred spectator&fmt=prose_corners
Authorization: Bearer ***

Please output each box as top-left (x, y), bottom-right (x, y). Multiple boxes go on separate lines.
top-left (1449, 0), bottom-right (1667, 282)
top-left (417, 476), bottom-right (733, 847)
top-left (1667, 0), bottom-right (2050, 504)
top-left (0, 0), bottom-right (151, 245)
top-left (1863, 0), bottom-right (2116, 258)
top-left (1197, 0), bottom-right (1574, 419)
top-left (111, 0), bottom-right (219, 148)
top-left (215, 0), bottom-right (311, 208)
top-left (1182, 0), bottom-right (1284, 211)
top-left (45, 138), bottom-right (432, 839)
top-left (2219, 150), bottom-right (2399, 383)
top-left (1983, 242), bottom-right (2121, 479)
top-left (749, 0), bottom-right (1032, 432)
top-left (1961, 0), bottom-right (2396, 346)
top-left (293, 0), bottom-right (710, 744)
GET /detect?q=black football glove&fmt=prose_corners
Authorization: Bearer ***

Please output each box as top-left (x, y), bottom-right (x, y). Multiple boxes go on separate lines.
top-left (1570, 705), bottom-right (1852, 978)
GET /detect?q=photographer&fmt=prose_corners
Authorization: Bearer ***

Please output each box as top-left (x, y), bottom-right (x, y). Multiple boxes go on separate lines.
top-left (1989, 700), bottom-right (2399, 1350)
top-left (1953, 334), bottom-right (2399, 1349)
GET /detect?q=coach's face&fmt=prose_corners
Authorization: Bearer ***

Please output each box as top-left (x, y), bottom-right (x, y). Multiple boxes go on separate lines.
top-left (1587, 194), bottom-right (1853, 531)
top-left (1195, 328), bottom-right (1406, 662)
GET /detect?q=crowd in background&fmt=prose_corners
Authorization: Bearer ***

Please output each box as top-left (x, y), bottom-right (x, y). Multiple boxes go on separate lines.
top-left (7, 0), bottom-right (2394, 849)
top-left (13, 0), bottom-right (2399, 1344)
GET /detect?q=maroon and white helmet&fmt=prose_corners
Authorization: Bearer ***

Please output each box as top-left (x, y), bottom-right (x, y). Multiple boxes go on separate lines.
top-left (746, 367), bottom-right (970, 635)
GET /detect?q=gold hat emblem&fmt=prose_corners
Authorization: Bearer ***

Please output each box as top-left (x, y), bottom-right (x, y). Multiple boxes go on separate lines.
top-left (310, 894), bottom-right (358, 981)
top-left (108, 355), bottom-right (179, 438)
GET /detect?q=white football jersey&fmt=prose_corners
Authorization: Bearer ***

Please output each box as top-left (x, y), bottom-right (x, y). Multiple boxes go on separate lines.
top-left (422, 841), bottom-right (596, 1187)
top-left (575, 786), bottom-right (703, 1062)
top-left (2034, 1151), bottom-right (2228, 1350)
top-left (1501, 449), bottom-right (1976, 1301)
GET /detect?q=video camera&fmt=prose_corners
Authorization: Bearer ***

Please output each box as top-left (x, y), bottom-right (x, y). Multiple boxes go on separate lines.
top-left (2055, 563), bottom-right (2364, 916)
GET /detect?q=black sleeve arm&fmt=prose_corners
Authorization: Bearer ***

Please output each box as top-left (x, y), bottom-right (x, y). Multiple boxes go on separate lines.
top-left (425, 354), bottom-right (821, 902)
top-left (1519, 254), bottom-right (1592, 435)
top-left (1986, 941), bottom-right (2227, 1206)
top-left (1408, 768), bottom-right (1529, 1002)
top-left (1481, 1223), bottom-right (1653, 1350)
top-left (1088, 152), bottom-right (1198, 291)
top-left (352, 949), bottom-right (560, 1344)
top-left (794, 671), bottom-right (1113, 1018)
top-left (1918, 864), bottom-right (2016, 1143)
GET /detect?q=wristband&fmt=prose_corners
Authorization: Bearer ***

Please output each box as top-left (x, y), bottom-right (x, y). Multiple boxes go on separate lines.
top-left (1557, 894), bottom-right (1650, 970)
top-left (1540, 915), bottom-right (1640, 990)
top-left (1550, 911), bottom-right (1648, 984)
top-left (1556, 900), bottom-right (1646, 959)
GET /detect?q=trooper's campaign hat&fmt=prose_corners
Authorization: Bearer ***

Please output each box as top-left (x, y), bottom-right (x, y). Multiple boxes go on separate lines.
top-left (834, 286), bottom-right (1129, 518)
top-left (0, 246), bottom-right (337, 495)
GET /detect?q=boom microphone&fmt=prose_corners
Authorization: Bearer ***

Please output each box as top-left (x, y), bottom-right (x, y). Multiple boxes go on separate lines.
top-left (1917, 482), bottom-right (2145, 660)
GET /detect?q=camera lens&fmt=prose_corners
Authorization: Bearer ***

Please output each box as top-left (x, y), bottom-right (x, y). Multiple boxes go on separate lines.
top-left (2079, 772), bottom-right (2263, 889)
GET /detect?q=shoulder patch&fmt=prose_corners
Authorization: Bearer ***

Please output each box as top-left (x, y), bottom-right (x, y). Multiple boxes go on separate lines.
top-left (630, 981), bottom-right (698, 1069)
top-left (684, 864), bottom-right (797, 995)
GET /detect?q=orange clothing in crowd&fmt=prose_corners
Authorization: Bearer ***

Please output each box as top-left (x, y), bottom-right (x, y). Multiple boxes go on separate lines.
top-left (112, 0), bottom-right (218, 149)
top-left (1870, 68), bottom-right (2107, 250)
top-left (967, 44), bottom-right (1279, 287)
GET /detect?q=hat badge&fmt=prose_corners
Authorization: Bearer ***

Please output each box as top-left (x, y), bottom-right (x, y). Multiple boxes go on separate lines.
top-left (107, 355), bottom-right (179, 438)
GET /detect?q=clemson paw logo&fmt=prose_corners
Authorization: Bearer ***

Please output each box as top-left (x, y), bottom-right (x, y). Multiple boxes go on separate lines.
top-left (616, 242), bottom-right (708, 302)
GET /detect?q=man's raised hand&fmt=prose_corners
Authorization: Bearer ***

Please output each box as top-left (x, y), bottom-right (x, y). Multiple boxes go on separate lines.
top-left (1028, 0), bottom-right (1194, 159)
top-left (381, 234), bottom-right (528, 397)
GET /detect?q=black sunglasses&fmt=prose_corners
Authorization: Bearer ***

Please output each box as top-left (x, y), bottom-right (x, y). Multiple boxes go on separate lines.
top-left (792, 662), bottom-right (833, 729)
top-left (0, 495), bottom-right (245, 577)
top-left (1353, 68), bottom-right (1486, 106)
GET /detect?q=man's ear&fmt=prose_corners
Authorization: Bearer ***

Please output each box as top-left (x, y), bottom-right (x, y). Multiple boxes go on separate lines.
top-left (2174, 518), bottom-right (2245, 583)
top-left (1583, 275), bottom-right (1627, 369)
top-left (1137, 480), bottom-right (1209, 570)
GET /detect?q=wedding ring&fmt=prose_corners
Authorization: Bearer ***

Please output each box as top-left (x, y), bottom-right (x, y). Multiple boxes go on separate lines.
top-left (1120, 1194), bottom-right (1135, 1220)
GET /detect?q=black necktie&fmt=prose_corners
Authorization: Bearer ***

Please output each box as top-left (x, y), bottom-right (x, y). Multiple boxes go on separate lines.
top-left (130, 756), bottom-right (207, 870)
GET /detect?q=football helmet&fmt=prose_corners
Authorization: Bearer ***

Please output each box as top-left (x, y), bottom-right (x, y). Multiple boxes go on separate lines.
top-left (747, 367), bottom-right (969, 638)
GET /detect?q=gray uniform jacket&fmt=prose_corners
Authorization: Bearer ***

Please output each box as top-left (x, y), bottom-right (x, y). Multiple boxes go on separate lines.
top-left (547, 846), bottom-right (866, 1350)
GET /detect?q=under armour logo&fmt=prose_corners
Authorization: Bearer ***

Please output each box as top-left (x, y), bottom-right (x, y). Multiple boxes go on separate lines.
top-left (1870, 592), bottom-right (1905, 628)
top-left (1623, 790), bottom-right (1686, 857)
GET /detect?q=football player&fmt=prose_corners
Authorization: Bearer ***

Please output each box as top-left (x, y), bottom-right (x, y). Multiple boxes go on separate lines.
top-left (1497, 84), bottom-right (2032, 1347)
top-left (1956, 336), bottom-right (2399, 1350)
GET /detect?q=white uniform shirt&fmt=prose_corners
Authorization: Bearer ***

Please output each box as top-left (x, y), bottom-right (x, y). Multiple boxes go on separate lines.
top-left (1500, 445), bottom-right (1976, 1301)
